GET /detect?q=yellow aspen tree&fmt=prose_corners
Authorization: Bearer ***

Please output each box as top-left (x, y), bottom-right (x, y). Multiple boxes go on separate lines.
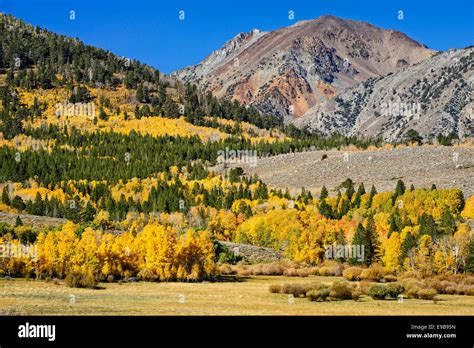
top-left (383, 232), bottom-right (402, 272)
top-left (415, 235), bottom-right (434, 276)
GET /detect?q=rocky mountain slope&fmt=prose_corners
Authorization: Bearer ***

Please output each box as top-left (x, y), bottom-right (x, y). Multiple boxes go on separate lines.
top-left (229, 145), bottom-right (474, 198)
top-left (294, 47), bottom-right (474, 141)
top-left (174, 15), bottom-right (434, 121)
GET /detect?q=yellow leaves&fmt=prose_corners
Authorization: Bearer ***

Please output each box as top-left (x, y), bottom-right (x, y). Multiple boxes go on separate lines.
top-left (453, 223), bottom-right (471, 267)
top-left (461, 195), bottom-right (474, 219)
top-left (137, 223), bottom-right (215, 281)
top-left (395, 189), bottom-right (465, 222)
top-left (370, 192), bottom-right (393, 212)
top-left (208, 209), bottom-right (238, 240)
top-left (415, 234), bottom-right (433, 275)
top-left (29, 112), bottom-right (227, 143)
top-left (0, 202), bottom-right (17, 213)
top-left (94, 210), bottom-right (110, 227)
top-left (384, 232), bottom-right (402, 272)
top-left (32, 221), bottom-right (215, 281)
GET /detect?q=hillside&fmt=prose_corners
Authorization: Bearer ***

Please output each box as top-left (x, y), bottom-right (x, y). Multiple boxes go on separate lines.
top-left (174, 15), bottom-right (434, 120)
top-left (0, 12), bottom-right (473, 293)
top-left (294, 47), bottom-right (474, 141)
top-left (227, 144), bottom-right (474, 197)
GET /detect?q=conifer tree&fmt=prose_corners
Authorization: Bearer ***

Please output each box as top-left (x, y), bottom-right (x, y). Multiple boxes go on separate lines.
top-left (364, 214), bottom-right (381, 265)
top-left (319, 186), bottom-right (328, 200)
top-left (439, 206), bottom-right (456, 234)
top-left (1, 186), bottom-right (10, 205)
top-left (15, 215), bottom-right (23, 227)
top-left (350, 223), bottom-right (366, 265)
top-left (367, 185), bottom-right (377, 208)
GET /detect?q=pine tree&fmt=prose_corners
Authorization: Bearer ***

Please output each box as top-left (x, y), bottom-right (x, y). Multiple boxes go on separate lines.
top-left (345, 180), bottom-right (355, 201)
top-left (419, 213), bottom-right (438, 238)
top-left (392, 179), bottom-right (405, 204)
top-left (318, 199), bottom-right (333, 219)
top-left (439, 206), bottom-right (456, 234)
top-left (353, 192), bottom-right (361, 208)
top-left (400, 231), bottom-right (417, 265)
top-left (350, 223), bottom-right (366, 265)
top-left (319, 186), bottom-right (328, 200)
top-left (388, 211), bottom-right (403, 237)
top-left (356, 183), bottom-right (366, 196)
top-left (364, 214), bottom-right (381, 265)
top-left (82, 202), bottom-right (96, 222)
top-left (367, 185), bottom-right (377, 208)
top-left (1, 186), bottom-right (10, 205)
top-left (99, 106), bottom-right (108, 121)
top-left (338, 199), bottom-right (350, 218)
top-left (335, 229), bottom-right (346, 262)
top-left (15, 215), bottom-right (23, 227)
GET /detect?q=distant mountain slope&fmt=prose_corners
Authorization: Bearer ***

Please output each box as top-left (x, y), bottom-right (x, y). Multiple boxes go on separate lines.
top-left (294, 47), bottom-right (474, 142)
top-left (0, 13), bottom-right (280, 131)
top-left (174, 15), bottom-right (434, 120)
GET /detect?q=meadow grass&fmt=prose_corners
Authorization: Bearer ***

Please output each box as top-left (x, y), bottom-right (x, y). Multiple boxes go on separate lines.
top-left (1, 276), bottom-right (473, 315)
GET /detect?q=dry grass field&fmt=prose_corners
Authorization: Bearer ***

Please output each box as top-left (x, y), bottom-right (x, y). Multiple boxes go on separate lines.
top-left (1, 276), bottom-right (474, 316)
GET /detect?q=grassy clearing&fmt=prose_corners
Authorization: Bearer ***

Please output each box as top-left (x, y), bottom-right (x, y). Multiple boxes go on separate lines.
top-left (1, 276), bottom-right (473, 315)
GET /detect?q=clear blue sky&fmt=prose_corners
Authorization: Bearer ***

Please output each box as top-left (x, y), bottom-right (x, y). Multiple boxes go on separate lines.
top-left (1, 0), bottom-right (473, 74)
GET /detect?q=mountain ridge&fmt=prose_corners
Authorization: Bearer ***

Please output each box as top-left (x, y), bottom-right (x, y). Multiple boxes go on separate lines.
top-left (174, 15), bottom-right (435, 120)
top-left (293, 47), bottom-right (474, 141)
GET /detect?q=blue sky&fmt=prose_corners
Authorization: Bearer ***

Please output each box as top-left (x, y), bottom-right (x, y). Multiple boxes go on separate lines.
top-left (1, 0), bottom-right (473, 74)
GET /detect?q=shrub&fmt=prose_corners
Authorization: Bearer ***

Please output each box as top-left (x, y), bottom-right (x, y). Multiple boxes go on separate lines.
top-left (357, 281), bottom-right (372, 295)
top-left (465, 286), bottom-right (474, 296)
top-left (236, 267), bottom-right (253, 276)
top-left (65, 270), bottom-right (98, 289)
top-left (425, 275), bottom-right (474, 296)
top-left (352, 288), bottom-right (363, 301)
top-left (329, 281), bottom-right (354, 300)
top-left (218, 264), bottom-right (235, 275)
top-left (360, 264), bottom-right (388, 282)
top-left (342, 267), bottom-right (363, 281)
top-left (317, 260), bottom-right (343, 277)
top-left (281, 283), bottom-right (307, 297)
top-left (368, 284), bottom-right (391, 300)
top-left (445, 286), bottom-right (457, 295)
top-left (236, 261), bottom-right (296, 276)
top-left (268, 284), bottom-right (282, 294)
top-left (416, 289), bottom-right (438, 300)
top-left (283, 268), bottom-right (309, 277)
top-left (307, 288), bottom-right (330, 302)
top-left (406, 285), bottom-right (423, 299)
top-left (399, 271), bottom-right (423, 280)
top-left (384, 275), bottom-right (398, 282)
top-left (387, 283), bottom-right (404, 298)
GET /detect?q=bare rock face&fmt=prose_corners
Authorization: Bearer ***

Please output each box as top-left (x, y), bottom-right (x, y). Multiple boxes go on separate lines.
top-left (295, 47), bottom-right (474, 142)
top-left (173, 15), bottom-right (434, 120)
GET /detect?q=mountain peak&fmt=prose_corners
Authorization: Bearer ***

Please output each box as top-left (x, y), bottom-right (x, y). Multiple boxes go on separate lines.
top-left (175, 17), bottom-right (434, 119)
